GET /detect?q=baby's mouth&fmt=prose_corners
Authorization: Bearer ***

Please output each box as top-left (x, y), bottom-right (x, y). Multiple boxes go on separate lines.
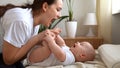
top-left (72, 44), bottom-right (76, 48)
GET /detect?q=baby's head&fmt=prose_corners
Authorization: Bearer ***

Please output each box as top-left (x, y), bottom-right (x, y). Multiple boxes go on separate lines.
top-left (70, 42), bottom-right (95, 62)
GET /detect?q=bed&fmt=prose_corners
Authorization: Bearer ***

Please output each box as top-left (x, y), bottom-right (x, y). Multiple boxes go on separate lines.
top-left (24, 43), bottom-right (120, 68)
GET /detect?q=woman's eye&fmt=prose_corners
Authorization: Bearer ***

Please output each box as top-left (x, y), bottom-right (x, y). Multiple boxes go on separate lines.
top-left (57, 9), bottom-right (60, 11)
top-left (57, 8), bottom-right (61, 12)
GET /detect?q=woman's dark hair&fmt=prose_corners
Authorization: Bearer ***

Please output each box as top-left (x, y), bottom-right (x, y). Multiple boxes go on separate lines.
top-left (0, 4), bottom-right (16, 17)
top-left (32, 0), bottom-right (56, 12)
top-left (0, 0), bottom-right (56, 17)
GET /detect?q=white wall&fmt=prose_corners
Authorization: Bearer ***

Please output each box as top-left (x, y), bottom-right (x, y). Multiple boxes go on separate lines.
top-left (112, 14), bottom-right (120, 44)
top-left (112, 0), bottom-right (120, 44)
top-left (0, 0), bottom-right (28, 5)
top-left (0, 23), bottom-right (3, 52)
top-left (57, 0), bottom-right (96, 37)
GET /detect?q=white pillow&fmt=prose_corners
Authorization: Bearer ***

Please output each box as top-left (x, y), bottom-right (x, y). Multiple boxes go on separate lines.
top-left (98, 44), bottom-right (120, 68)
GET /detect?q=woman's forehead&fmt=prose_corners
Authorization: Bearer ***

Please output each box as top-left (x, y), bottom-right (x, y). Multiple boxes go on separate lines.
top-left (53, 0), bottom-right (63, 7)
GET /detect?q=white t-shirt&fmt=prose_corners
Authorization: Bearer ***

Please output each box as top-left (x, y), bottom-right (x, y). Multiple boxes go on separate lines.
top-left (1, 8), bottom-right (39, 48)
top-left (28, 45), bottom-right (75, 66)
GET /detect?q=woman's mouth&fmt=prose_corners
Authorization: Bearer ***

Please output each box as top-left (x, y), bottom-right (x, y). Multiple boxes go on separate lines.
top-left (51, 19), bottom-right (56, 23)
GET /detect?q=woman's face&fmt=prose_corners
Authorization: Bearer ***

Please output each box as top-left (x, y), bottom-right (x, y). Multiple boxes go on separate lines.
top-left (41, 0), bottom-right (63, 27)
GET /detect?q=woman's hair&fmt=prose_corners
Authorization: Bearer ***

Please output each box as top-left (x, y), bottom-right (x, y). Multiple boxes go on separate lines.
top-left (0, 4), bottom-right (16, 17)
top-left (32, 0), bottom-right (56, 12)
top-left (0, 0), bottom-right (57, 17)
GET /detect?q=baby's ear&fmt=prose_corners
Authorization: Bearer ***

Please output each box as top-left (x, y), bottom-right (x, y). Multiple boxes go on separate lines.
top-left (79, 54), bottom-right (86, 58)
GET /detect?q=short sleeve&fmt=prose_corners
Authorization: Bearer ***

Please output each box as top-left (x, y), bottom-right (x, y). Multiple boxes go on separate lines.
top-left (4, 20), bottom-right (32, 48)
top-left (62, 49), bottom-right (75, 65)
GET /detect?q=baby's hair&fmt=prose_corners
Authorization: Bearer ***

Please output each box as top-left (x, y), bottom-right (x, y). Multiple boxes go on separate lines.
top-left (85, 43), bottom-right (95, 61)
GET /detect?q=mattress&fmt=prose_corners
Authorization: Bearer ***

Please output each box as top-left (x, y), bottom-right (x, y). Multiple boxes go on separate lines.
top-left (98, 44), bottom-right (120, 68)
top-left (24, 50), bottom-right (107, 68)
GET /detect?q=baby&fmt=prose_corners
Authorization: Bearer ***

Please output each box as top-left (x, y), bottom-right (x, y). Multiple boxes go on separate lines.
top-left (27, 30), bottom-right (95, 66)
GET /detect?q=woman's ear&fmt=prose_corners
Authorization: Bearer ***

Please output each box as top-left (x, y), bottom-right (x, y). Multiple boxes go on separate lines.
top-left (42, 2), bottom-right (49, 12)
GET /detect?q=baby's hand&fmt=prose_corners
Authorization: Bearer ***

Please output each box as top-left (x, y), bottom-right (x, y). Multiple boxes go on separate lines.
top-left (43, 31), bottom-right (56, 44)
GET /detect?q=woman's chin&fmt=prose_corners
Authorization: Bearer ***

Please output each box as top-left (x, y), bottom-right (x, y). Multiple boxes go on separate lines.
top-left (44, 24), bottom-right (49, 28)
top-left (44, 22), bottom-right (51, 28)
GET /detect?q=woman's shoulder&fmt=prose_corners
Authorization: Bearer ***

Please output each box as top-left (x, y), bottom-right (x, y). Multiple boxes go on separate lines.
top-left (1, 7), bottom-right (33, 28)
top-left (4, 8), bottom-right (31, 18)
top-left (3, 7), bottom-right (32, 22)
top-left (6, 7), bottom-right (30, 14)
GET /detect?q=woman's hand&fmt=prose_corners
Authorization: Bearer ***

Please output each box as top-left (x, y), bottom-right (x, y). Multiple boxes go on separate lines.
top-left (38, 28), bottom-right (61, 38)
top-left (37, 29), bottom-right (50, 42)
top-left (37, 28), bottom-right (61, 42)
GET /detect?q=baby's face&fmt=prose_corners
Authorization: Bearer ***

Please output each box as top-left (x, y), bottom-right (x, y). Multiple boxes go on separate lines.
top-left (70, 42), bottom-right (93, 62)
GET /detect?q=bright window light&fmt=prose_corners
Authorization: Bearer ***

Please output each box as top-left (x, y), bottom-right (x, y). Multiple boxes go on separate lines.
top-left (112, 0), bottom-right (120, 14)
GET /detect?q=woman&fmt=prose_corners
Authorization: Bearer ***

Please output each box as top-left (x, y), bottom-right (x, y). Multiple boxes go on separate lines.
top-left (0, 0), bottom-right (63, 67)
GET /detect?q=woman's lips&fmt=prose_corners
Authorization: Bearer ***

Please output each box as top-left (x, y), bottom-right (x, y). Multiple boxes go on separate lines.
top-left (51, 19), bottom-right (56, 23)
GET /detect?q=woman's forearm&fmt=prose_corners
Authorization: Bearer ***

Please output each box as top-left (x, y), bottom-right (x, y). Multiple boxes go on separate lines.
top-left (3, 35), bottom-right (40, 65)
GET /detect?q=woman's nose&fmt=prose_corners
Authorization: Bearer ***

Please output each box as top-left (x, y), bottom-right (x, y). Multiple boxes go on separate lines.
top-left (57, 12), bottom-right (61, 18)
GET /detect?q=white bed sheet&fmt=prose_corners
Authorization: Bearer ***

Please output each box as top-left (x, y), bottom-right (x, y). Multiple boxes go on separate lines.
top-left (24, 50), bottom-right (107, 68)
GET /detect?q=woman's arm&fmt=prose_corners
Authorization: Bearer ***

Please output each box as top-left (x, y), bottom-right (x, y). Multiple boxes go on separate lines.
top-left (2, 34), bottom-right (40, 65)
top-left (2, 28), bottom-right (61, 65)
top-left (24, 28), bottom-right (62, 63)
top-left (2, 29), bottom-right (49, 65)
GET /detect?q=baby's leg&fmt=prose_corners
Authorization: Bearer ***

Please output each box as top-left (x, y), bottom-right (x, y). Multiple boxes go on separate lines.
top-left (55, 35), bottom-right (66, 46)
top-left (28, 41), bottom-right (51, 63)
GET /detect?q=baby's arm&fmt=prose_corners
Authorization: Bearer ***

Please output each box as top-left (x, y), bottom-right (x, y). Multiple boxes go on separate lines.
top-left (44, 34), bottom-right (66, 62)
top-left (28, 41), bottom-right (51, 63)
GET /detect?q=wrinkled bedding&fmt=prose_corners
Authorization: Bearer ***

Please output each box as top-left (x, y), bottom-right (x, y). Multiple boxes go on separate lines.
top-left (24, 50), bottom-right (107, 68)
